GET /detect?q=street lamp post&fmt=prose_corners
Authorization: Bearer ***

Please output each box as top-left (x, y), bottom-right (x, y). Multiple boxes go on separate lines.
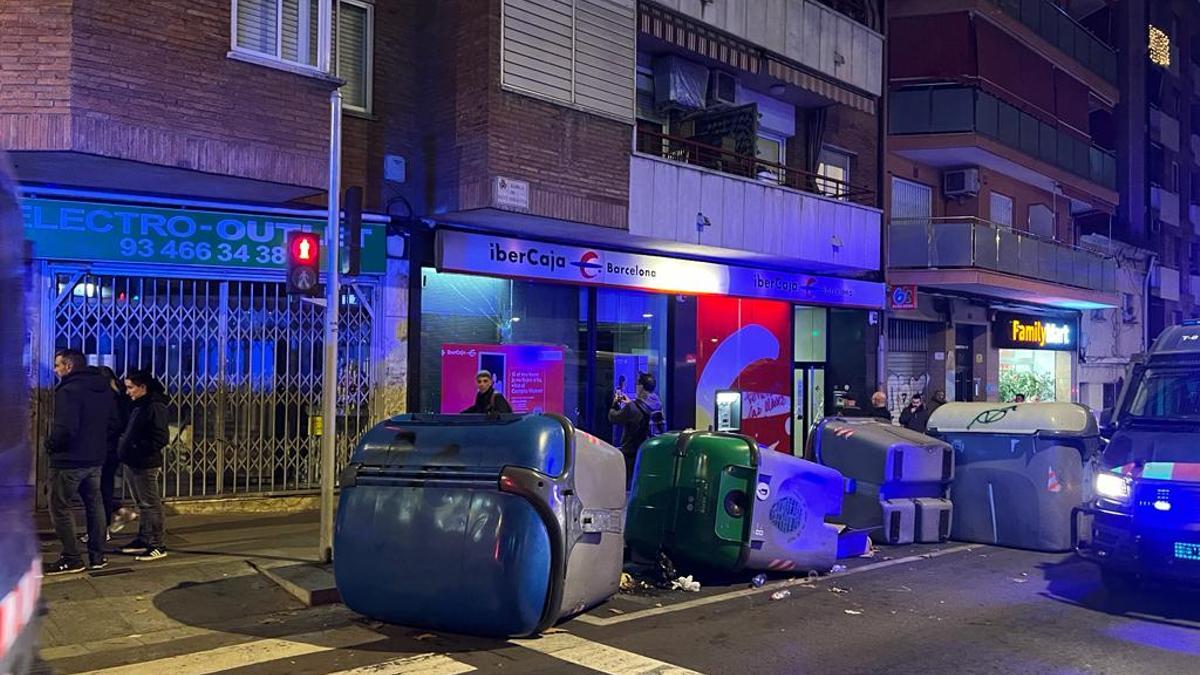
top-left (319, 1), bottom-right (342, 564)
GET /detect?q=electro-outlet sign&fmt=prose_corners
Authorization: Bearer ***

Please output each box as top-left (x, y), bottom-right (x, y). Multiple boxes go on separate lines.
top-left (439, 230), bottom-right (886, 309)
top-left (992, 311), bottom-right (1077, 351)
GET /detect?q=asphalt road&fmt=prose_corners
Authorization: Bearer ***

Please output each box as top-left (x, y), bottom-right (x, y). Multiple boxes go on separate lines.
top-left (43, 544), bottom-right (1200, 675)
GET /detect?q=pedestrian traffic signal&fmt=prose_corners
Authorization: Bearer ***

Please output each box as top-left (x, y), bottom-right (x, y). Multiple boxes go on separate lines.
top-left (287, 231), bottom-right (320, 296)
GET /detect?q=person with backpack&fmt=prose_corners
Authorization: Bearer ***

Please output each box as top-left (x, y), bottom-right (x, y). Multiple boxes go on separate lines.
top-left (608, 372), bottom-right (665, 488)
top-left (462, 369), bottom-right (513, 415)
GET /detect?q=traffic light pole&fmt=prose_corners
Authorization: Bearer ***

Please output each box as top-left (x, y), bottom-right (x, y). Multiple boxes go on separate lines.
top-left (318, 85), bottom-right (343, 563)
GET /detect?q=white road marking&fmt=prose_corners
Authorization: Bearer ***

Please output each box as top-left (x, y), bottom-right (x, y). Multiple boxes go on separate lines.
top-left (573, 544), bottom-right (978, 626)
top-left (74, 625), bottom-right (387, 675)
top-left (516, 632), bottom-right (702, 674)
top-left (325, 653), bottom-right (477, 674)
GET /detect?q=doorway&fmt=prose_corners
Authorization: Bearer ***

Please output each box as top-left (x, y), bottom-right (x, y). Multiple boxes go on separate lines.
top-left (954, 325), bottom-right (982, 402)
top-left (792, 366), bottom-right (826, 455)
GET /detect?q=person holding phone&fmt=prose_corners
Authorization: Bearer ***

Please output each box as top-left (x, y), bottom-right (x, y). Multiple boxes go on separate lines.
top-left (463, 370), bottom-right (513, 415)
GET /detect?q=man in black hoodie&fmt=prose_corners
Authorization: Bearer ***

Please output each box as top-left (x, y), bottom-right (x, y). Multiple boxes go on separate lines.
top-left (118, 369), bottom-right (170, 561)
top-left (44, 349), bottom-right (118, 575)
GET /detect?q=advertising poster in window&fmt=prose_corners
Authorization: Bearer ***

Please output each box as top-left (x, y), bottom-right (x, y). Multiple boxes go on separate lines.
top-left (695, 297), bottom-right (792, 451)
top-left (440, 343), bottom-right (566, 414)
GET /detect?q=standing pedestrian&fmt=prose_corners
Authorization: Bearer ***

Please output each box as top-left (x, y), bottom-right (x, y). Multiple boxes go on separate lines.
top-left (867, 391), bottom-right (893, 423)
top-left (608, 372), bottom-right (666, 488)
top-left (462, 370), bottom-right (513, 415)
top-left (117, 370), bottom-right (170, 561)
top-left (900, 393), bottom-right (927, 432)
top-left (95, 366), bottom-right (134, 538)
top-left (44, 349), bottom-right (118, 575)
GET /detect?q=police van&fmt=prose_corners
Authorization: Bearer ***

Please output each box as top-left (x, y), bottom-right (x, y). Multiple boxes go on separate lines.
top-left (1077, 321), bottom-right (1200, 588)
top-left (0, 153), bottom-right (40, 673)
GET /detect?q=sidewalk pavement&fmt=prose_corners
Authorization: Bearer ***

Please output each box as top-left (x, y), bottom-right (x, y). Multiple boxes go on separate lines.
top-left (37, 509), bottom-right (336, 661)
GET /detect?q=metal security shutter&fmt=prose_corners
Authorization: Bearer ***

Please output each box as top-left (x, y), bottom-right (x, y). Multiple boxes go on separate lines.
top-left (503, 0), bottom-right (575, 102)
top-left (502, 0), bottom-right (635, 121)
top-left (237, 0), bottom-right (279, 56)
top-left (574, 0), bottom-right (635, 119)
top-left (338, 1), bottom-right (371, 111)
top-left (886, 319), bottom-right (931, 422)
top-left (891, 177), bottom-right (933, 222)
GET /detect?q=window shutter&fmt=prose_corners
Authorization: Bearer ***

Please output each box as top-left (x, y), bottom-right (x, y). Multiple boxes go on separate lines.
top-left (502, 0), bottom-right (575, 103)
top-left (282, 0), bottom-right (301, 62)
top-left (573, 0), bottom-right (635, 120)
top-left (338, 2), bottom-right (370, 110)
top-left (236, 0), bottom-right (279, 56)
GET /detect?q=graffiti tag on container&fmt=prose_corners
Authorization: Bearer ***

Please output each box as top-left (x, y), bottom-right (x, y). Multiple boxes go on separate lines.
top-left (966, 405), bottom-right (1017, 430)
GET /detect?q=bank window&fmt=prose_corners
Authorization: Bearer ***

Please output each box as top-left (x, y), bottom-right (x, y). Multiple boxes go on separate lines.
top-left (816, 147), bottom-right (852, 199)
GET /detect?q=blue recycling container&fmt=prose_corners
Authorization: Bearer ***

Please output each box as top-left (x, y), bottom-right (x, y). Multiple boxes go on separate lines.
top-left (334, 414), bottom-right (626, 637)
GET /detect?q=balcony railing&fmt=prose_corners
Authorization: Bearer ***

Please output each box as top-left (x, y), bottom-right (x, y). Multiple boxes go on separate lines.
top-left (985, 0), bottom-right (1117, 84)
top-left (635, 127), bottom-right (875, 205)
top-left (889, 217), bottom-right (1117, 293)
top-left (890, 86), bottom-right (1117, 191)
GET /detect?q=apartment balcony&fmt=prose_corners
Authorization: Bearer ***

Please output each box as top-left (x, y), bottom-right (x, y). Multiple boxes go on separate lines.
top-left (890, 85), bottom-right (1118, 208)
top-left (649, 0), bottom-right (882, 96)
top-left (1150, 108), bottom-right (1181, 153)
top-left (628, 128), bottom-right (881, 274)
top-left (889, 217), bottom-right (1118, 309)
top-left (984, 0), bottom-right (1117, 86)
top-left (1152, 186), bottom-right (1181, 228)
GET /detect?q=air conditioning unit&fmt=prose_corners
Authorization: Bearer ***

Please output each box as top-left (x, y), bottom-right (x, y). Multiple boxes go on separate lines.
top-left (653, 54), bottom-right (708, 113)
top-left (943, 168), bottom-right (980, 198)
top-left (708, 70), bottom-right (737, 107)
top-left (1090, 309), bottom-right (1108, 322)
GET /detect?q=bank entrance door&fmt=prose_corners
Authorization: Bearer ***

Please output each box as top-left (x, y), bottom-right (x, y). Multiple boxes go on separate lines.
top-left (792, 365), bottom-right (826, 455)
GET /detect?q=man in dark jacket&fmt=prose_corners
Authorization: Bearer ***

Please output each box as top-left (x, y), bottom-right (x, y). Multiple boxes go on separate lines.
top-left (608, 372), bottom-right (665, 488)
top-left (44, 349), bottom-right (118, 575)
top-left (867, 391), bottom-right (893, 423)
top-left (462, 370), bottom-right (513, 415)
top-left (900, 393), bottom-right (928, 432)
top-left (118, 370), bottom-right (170, 561)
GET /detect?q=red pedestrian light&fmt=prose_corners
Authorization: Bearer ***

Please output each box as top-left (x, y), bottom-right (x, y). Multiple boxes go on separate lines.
top-left (286, 231), bottom-right (321, 296)
top-left (290, 232), bottom-right (319, 263)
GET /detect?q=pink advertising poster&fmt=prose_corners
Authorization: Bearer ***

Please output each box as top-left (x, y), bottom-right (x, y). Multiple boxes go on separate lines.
top-left (440, 343), bottom-right (566, 414)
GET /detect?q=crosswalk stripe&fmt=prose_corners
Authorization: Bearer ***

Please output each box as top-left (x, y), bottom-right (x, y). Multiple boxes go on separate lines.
top-left (74, 626), bottom-right (387, 675)
top-left (516, 632), bottom-right (702, 674)
top-left (325, 653), bottom-right (477, 675)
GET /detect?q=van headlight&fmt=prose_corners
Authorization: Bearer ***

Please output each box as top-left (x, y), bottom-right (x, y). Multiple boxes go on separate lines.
top-left (1095, 472), bottom-right (1132, 504)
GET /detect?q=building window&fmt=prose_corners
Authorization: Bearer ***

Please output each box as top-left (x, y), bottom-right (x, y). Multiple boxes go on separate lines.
top-left (989, 191), bottom-right (1014, 227)
top-left (756, 133), bottom-right (787, 184)
top-left (337, 0), bottom-right (373, 112)
top-left (1028, 204), bottom-right (1055, 239)
top-left (234, 0), bottom-right (324, 67)
top-left (816, 147), bottom-right (852, 199)
top-left (232, 0), bottom-right (374, 112)
top-left (890, 177), bottom-right (933, 222)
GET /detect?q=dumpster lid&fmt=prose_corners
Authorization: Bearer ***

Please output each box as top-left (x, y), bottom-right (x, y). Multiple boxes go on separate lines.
top-left (927, 402), bottom-right (1097, 436)
top-left (350, 413), bottom-right (571, 477)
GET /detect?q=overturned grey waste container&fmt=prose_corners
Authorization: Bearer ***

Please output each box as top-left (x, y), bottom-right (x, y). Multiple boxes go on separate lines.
top-left (809, 417), bottom-right (954, 544)
top-left (927, 402), bottom-right (1101, 552)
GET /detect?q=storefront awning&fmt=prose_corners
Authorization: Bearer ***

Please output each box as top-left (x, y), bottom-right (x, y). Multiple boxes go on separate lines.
top-left (887, 268), bottom-right (1119, 310)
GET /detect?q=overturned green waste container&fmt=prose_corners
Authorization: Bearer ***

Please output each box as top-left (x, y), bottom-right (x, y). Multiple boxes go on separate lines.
top-left (626, 431), bottom-right (844, 574)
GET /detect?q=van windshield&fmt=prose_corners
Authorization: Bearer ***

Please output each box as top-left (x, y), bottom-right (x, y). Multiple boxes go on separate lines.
top-left (1128, 368), bottom-right (1200, 420)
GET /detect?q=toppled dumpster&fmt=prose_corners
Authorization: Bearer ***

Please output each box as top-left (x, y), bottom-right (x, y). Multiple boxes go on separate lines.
top-left (809, 417), bottom-right (955, 544)
top-left (626, 430), bottom-right (844, 574)
top-left (334, 414), bottom-right (626, 637)
top-left (927, 402), bottom-right (1101, 552)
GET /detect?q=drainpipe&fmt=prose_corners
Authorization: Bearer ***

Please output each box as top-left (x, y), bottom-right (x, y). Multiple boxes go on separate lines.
top-left (1144, 252), bottom-right (1158, 352)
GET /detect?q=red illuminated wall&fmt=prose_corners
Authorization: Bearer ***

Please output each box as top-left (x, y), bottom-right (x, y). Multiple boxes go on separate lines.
top-left (695, 297), bottom-right (792, 451)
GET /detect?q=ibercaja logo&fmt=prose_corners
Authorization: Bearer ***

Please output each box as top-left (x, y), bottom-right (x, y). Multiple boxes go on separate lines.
top-left (571, 250), bottom-right (602, 279)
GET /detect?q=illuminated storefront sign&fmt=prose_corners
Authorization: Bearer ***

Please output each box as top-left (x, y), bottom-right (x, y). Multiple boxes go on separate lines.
top-left (437, 230), bottom-right (886, 308)
top-left (993, 311), bottom-right (1077, 351)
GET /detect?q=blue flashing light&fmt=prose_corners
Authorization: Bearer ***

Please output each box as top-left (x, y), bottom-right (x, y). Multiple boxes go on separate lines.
top-left (1153, 500), bottom-right (1172, 512)
top-left (1183, 319), bottom-right (1200, 326)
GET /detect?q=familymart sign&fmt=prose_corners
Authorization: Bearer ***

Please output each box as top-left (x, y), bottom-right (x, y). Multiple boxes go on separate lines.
top-left (21, 197), bottom-right (386, 274)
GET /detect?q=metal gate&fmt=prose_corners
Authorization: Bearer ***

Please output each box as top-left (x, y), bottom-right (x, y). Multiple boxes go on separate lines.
top-left (42, 269), bottom-right (377, 500)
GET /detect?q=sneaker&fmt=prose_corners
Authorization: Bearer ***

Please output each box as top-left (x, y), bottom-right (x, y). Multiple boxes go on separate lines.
top-left (110, 509), bottom-right (139, 534)
top-left (88, 557), bottom-right (109, 571)
top-left (43, 558), bottom-right (86, 576)
top-left (134, 548), bottom-right (168, 562)
top-left (79, 529), bottom-right (113, 544)
top-left (119, 540), bottom-right (149, 554)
